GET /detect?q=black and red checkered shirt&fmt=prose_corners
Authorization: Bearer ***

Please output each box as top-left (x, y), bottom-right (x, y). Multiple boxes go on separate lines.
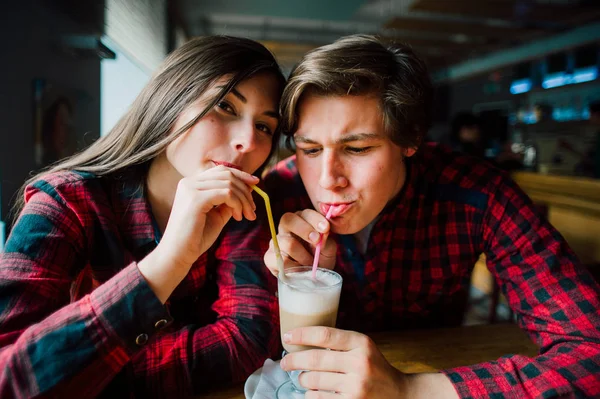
top-left (0, 170), bottom-right (278, 397)
top-left (225, 143), bottom-right (600, 398)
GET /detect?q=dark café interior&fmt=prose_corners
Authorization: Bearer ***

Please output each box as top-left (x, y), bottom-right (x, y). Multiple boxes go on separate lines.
top-left (1, 1), bottom-right (600, 398)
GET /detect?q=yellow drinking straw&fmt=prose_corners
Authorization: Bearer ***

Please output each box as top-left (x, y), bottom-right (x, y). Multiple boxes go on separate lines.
top-left (252, 186), bottom-right (286, 280)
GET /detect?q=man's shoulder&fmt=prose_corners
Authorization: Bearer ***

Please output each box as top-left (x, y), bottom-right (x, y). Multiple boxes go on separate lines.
top-left (422, 143), bottom-right (504, 183)
top-left (263, 156), bottom-right (307, 198)
top-left (264, 156), bottom-right (300, 182)
top-left (418, 144), bottom-right (508, 209)
top-left (256, 155), bottom-right (313, 217)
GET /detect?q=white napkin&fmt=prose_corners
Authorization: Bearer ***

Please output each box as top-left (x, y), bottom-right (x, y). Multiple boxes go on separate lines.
top-left (245, 359), bottom-right (290, 399)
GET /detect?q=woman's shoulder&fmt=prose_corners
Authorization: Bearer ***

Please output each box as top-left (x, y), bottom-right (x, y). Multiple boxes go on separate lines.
top-left (30, 170), bottom-right (99, 189)
top-left (25, 170), bottom-right (105, 206)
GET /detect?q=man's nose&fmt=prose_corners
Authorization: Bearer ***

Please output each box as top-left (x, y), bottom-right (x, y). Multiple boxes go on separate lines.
top-left (319, 151), bottom-right (349, 190)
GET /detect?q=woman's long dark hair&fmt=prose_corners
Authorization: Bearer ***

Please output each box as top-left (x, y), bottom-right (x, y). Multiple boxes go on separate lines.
top-left (14, 36), bottom-right (285, 218)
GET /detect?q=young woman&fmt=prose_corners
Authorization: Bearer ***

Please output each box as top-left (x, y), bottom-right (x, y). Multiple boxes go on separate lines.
top-left (0, 36), bottom-right (285, 397)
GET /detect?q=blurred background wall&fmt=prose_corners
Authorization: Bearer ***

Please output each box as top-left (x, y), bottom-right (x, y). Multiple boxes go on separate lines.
top-left (0, 0), bottom-right (104, 244)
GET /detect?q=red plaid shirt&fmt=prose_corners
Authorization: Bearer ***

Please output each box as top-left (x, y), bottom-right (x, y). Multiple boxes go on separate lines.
top-left (0, 170), bottom-right (278, 398)
top-left (225, 143), bottom-right (600, 398)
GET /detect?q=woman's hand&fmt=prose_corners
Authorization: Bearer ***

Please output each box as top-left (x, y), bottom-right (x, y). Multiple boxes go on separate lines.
top-left (264, 209), bottom-right (337, 276)
top-left (139, 165), bottom-right (258, 302)
top-left (161, 165), bottom-right (258, 266)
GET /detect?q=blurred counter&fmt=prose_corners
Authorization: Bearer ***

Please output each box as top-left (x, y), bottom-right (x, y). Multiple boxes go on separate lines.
top-left (512, 171), bottom-right (600, 264)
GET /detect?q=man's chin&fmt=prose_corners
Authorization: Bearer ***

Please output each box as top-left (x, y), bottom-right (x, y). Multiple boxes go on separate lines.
top-left (330, 219), bottom-right (369, 235)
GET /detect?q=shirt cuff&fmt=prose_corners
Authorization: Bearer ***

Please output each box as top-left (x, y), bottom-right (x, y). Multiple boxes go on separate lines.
top-left (440, 365), bottom-right (509, 399)
top-left (89, 262), bottom-right (173, 354)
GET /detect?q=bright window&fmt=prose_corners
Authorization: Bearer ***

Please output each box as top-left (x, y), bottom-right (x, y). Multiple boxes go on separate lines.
top-left (100, 38), bottom-right (150, 136)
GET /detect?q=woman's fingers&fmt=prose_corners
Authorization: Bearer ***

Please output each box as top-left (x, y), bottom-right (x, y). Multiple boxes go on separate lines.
top-left (194, 165), bottom-right (258, 201)
top-left (187, 168), bottom-right (258, 221)
top-left (186, 180), bottom-right (249, 221)
top-left (202, 164), bottom-right (259, 185)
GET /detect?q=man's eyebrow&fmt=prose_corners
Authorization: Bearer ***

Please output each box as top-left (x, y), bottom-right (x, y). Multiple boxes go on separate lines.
top-left (294, 135), bottom-right (319, 144)
top-left (294, 133), bottom-right (383, 144)
top-left (337, 133), bottom-right (382, 144)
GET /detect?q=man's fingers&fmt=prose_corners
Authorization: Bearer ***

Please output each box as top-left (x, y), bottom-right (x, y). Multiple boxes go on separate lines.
top-left (282, 349), bottom-right (351, 374)
top-left (266, 209), bottom-right (335, 276)
top-left (263, 242), bottom-right (277, 276)
top-left (299, 370), bottom-right (349, 394)
top-left (279, 211), bottom-right (328, 246)
top-left (264, 242), bottom-right (302, 276)
top-left (278, 234), bottom-right (314, 266)
top-left (304, 390), bottom-right (338, 399)
top-left (284, 326), bottom-right (369, 352)
top-left (319, 233), bottom-right (337, 259)
top-left (298, 209), bottom-right (330, 234)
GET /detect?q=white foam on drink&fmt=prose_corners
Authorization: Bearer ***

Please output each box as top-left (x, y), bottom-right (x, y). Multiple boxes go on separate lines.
top-left (279, 270), bottom-right (342, 315)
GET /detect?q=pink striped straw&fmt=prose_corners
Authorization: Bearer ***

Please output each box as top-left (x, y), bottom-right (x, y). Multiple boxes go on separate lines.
top-left (311, 206), bottom-right (334, 280)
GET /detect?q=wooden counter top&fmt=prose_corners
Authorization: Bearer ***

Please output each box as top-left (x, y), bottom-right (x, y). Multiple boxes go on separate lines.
top-left (512, 172), bottom-right (600, 216)
top-left (512, 171), bottom-right (600, 265)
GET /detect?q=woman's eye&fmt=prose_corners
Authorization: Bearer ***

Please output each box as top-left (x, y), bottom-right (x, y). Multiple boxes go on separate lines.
top-left (256, 124), bottom-right (273, 136)
top-left (347, 146), bottom-right (373, 154)
top-left (217, 101), bottom-right (235, 114)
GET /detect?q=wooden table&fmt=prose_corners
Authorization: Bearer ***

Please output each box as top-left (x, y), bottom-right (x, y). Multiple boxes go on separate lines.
top-left (208, 323), bottom-right (538, 398)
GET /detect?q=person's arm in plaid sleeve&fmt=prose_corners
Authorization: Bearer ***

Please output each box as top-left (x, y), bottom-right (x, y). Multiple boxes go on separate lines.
top-left (0, 167), bottom-right (267, 397)
top-left (125, 220), bottom-right (279, 396)
top-left (0, 185), bottom-right (172, 398)
top-left (440, 175), bottom-right (600, 398)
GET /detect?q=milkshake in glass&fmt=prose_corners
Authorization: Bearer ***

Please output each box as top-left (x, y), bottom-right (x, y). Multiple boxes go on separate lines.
top-left (276, 266), bottom-right (343, 398)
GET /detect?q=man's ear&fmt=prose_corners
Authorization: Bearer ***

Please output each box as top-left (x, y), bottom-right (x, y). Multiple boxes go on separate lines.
top-left (404, 147), bottom-right (417, 157)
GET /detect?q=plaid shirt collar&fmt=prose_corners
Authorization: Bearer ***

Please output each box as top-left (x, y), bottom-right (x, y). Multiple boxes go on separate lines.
top-left (380, 155), bottom-right (417, 219)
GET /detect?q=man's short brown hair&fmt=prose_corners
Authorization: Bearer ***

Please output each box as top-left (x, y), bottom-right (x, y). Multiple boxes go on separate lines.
top-left (280, 34), bottom-right (433, 150)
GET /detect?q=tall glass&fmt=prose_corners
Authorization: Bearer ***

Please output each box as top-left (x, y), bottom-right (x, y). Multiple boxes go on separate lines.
top-left (276, 266), bottom-right (343, 398)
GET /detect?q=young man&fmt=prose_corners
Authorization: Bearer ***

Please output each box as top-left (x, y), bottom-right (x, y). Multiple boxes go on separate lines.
top-left (225, 35), bottom-right (600, 398)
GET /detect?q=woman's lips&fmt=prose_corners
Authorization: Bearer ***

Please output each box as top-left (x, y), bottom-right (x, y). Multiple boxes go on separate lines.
top-left (212, 161), bottom-right (242, 171)
top-left (320, 202), bottom-right (354, 218)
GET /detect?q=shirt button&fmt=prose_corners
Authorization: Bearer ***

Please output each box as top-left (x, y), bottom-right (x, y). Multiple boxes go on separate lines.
top-left (154, 319), bottom-right (168, 329)
top-left (135, 333), bottom-right (149, 346)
